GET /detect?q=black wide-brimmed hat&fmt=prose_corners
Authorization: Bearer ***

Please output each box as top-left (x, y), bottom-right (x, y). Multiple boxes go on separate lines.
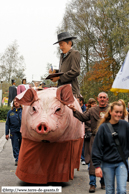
top-left (53, 32), bottom-right (77, 45)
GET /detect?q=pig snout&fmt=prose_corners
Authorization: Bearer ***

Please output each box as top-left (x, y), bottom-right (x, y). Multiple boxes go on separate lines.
top-left (36, 123), bottom-right (49, 134)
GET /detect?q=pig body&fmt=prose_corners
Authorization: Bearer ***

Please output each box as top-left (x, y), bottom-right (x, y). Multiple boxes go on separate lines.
top-left (15, 85), bottom-right (84, 184)
top-left (20, 87), bottom-right (84, 142)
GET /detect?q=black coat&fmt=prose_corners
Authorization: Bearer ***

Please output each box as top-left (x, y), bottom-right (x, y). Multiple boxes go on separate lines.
top-left (92, 120), bottom-right (129, 168)
top-left (8, 85), bottom-right (17, 104)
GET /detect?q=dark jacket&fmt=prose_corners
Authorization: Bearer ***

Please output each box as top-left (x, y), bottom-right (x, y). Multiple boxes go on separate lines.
top-left (73, 105), bottom-right (109, 133)
top-left (84, 110), bottom-right (91, 164)
top-left (8, 85), bottom-right (17, 104)
top-left (92, 120), bottom-right (129, 168)
top-left (81, 104), bottom-right (86, 112)
top-left (73, 105), bottom-right (109, 175)
top-left (58, 48), bottom-right (80, 96)
top-left (5, 108), bottom-right (22, 135)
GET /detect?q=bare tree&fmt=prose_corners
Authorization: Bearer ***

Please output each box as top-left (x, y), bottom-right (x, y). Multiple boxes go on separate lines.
top-left (0, 40), bottom-right (25, 83)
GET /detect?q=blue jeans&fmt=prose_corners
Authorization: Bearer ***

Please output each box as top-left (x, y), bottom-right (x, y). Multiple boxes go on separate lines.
top-left (102, 161), bottom-right (127, 194)
top-left (81, 142), bottom-right (85, 161)
top-left (89, 175), bottom-right (104, 187)
top-left (89, 175), bottom-right (96, 186)
top-left (11, 132), bottom-right (22, 162)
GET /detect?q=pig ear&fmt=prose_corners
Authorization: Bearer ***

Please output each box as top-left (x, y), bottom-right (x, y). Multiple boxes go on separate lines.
top-left (15, 88), bottom-right (38, 106)
top-left (56, 84), bottom-right (74, 105)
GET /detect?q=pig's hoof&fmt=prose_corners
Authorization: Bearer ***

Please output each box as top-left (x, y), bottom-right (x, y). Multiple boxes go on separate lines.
top-left (77, 168), bottom-right (79, 171)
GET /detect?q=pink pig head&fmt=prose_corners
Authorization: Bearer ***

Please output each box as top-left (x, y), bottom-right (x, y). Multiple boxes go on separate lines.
top-left (16, 84), bottom-right (84, 142)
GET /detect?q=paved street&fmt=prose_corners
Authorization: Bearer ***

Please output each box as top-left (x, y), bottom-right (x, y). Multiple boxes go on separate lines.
top-left (0, 122), bottom-right (129, 194)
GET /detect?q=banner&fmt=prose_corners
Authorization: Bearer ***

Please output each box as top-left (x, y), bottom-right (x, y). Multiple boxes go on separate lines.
top-left (110, 51), bottom-right (129, 94)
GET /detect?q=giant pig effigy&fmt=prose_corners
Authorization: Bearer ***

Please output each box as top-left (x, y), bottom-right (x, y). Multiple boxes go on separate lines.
top-left (15, 84), bottom-right (84, 184)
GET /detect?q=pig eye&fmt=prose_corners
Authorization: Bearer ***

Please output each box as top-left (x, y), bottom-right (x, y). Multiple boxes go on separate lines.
top-left (33, 107), bottom-right (36, 112)
top-left (56, 108), bottom-right (61, 112)
top-left (55, 107), bottom-right (61, 114)
top-left (29, 105), bottom-right (38, 115)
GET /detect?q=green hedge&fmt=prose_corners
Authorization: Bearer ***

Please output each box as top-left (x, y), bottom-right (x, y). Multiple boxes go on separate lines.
top-left (0, 107), bottom-right (11, 121)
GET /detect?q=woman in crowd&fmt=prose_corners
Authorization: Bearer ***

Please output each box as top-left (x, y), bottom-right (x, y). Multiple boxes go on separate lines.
top-left (5, 98), bottom-right (22, 166)
top-left (118, 99), bottom-right (129, 122)
top-left (92, 101), bottom-right (129, 194)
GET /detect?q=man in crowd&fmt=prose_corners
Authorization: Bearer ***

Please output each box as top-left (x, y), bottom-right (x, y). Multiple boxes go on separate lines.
top-left (68, 92), bottom-right (109, 193)
top-left (8, 79), bottom-right (17, 106)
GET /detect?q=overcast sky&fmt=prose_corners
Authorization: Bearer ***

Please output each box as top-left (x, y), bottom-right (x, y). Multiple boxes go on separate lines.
top-left (0, 0), bottom-right (69, 82)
